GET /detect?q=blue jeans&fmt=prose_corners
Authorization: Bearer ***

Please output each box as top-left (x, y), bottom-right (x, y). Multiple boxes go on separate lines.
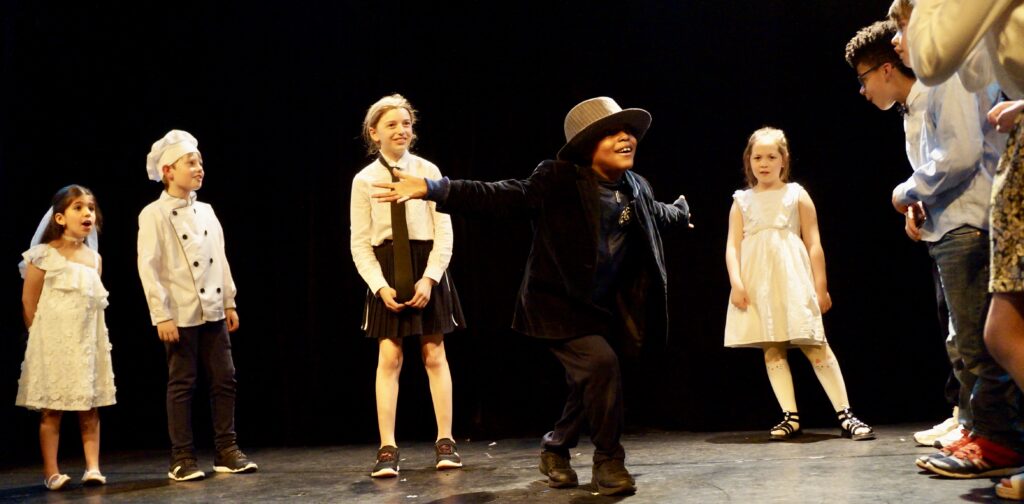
top-left (929, 226), bottom-right (1023, 450)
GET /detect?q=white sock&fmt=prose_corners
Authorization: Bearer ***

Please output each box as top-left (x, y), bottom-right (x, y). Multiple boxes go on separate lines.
top-left (801, 344), bottom-right (851, 412)
top-left (765, 357), bottom-right (798, 413)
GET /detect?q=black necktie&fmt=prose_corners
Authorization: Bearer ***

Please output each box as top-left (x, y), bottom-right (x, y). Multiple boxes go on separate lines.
top-left (381, 156), bottom-right (415, 302)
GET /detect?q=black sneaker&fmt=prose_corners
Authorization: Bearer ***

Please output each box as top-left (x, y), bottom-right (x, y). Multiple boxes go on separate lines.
top-left (592, 459), bottom-right (636, 496)
top-left (213, 448), bottom-right (259, 474)
top-left (539, 450), bottom-right (578, 489)
top-left (168, 458), bottom-right (206, 481)
top-left (371, 446), bottom-right (400, 478)
top-left (435, 438), bottom-right (463, 470)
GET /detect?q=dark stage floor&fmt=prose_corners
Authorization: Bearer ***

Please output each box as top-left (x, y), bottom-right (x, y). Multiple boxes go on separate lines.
top-left (0, 424), bottom-right (1014, 503)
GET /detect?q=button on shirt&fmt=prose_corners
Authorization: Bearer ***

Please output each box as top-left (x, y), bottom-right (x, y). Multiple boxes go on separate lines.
top-left (138, 191), bottom-right (237, 326)
top-left (894, 76), bottom-right (1003, 242)
top-left (350, 151), bottom-right (454, 295)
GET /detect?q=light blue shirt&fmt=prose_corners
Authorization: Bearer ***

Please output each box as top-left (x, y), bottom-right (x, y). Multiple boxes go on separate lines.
top-left (893, 75), bottom-right (1005, 242)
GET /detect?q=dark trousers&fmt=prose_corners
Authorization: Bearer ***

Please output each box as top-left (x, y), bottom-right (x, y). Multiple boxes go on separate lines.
top-left (164, 320), bottom-right (238, 460)
top-left (541, 334), bottom-right (625, 463)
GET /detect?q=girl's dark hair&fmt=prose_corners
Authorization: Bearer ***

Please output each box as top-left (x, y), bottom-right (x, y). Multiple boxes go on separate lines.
top-left (39, 185), bottom-right (102, 243)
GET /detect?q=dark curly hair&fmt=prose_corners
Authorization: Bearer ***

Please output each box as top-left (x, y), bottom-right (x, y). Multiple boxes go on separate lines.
top-left (844, 20), bottom-right (915, 79)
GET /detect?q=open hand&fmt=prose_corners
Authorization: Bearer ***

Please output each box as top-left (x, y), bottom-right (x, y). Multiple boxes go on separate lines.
top-left (372, 169), bottom-right (428, 203)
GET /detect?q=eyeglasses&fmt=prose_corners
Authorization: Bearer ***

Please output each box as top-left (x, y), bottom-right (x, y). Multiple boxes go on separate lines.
top-left (856, 63), bottom-right (884, 85)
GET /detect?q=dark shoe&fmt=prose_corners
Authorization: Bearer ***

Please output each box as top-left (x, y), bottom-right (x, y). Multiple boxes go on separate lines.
top-left (837, 408), bottom-right (875, 441)
top-left (539, 450), bottom-right (578, 489)
top-left (371, 446), bottom-right (400, 478)
top-left (435, 438), bottom-right (463, 470)
top-left (769, 411), bottom-right (802, 441)
top-left (168, 458), bottom-right (206, 481)
top-left (213, 448), bottom-right (259, 474)
top-left (592, 459), bottom-right (636, 496)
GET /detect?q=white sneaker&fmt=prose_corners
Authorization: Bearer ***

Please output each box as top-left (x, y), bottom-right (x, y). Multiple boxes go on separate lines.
top-left (914, 416), bottom-right (959, 446)
top-left (933, 424), bottom-right (966, 449)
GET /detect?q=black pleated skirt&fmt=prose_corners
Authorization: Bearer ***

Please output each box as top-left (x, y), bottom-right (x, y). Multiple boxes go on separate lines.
top-left (362, 240), bottom-right (466, 339)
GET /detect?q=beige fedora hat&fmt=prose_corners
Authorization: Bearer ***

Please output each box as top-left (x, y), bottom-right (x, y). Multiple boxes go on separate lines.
top-left (556, 97), bottom-right (651, 163)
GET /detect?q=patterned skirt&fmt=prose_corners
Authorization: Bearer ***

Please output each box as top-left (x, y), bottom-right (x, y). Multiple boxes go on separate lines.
top-left (362, 240), bottom-right (466, 339)
top-left (991, 113), bottom-right (1024, 293)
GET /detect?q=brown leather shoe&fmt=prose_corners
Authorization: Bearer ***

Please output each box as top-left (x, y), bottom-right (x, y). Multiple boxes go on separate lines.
top-left (539, 450), bottom-right (578, 488)
top-left (592, 459), bottom-right (636, 496)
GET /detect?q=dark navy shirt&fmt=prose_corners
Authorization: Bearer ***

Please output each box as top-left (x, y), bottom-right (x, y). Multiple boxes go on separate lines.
top-left (593, 177), bottom-right (632, 307)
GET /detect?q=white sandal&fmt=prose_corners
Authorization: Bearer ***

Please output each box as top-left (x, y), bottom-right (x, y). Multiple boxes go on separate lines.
top-left (82, 469), bottom-right (107, 485)
top-left (996, 473), bottom-right (1024, 500)
top-left (44, 473), bottom-right (70, 491)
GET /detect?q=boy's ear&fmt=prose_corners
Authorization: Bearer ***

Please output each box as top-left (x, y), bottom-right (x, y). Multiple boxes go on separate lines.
top-left (162, 164), bottom-right (174, 179)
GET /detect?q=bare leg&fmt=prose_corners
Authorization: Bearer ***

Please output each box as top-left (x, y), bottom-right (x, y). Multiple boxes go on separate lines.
top-left (376, 337), bottom-right (403, 448)
top-left (984, 293), bottom-right (1024, 391)
top-left (78, 409), bottom-right (101, 472)
top-left (39, 410), bottom-right (63, 478)
top-left (421, 333), bottom-right (453, 441)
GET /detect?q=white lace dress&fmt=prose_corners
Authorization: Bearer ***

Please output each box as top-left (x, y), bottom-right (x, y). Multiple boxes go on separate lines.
top-left (724, 183), bottom-right (826, 348)
top-left (16, 244), bottom-right (116, 411)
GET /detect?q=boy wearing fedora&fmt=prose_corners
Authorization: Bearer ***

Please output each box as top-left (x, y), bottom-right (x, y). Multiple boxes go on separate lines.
top-left (374, 97), bottom-right (691, 496)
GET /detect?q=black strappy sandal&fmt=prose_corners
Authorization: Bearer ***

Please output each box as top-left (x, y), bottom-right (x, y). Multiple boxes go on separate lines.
top-left (769, 411), bottom-right (802, 441)
top-left (837, 408), bottom-right (875, 441)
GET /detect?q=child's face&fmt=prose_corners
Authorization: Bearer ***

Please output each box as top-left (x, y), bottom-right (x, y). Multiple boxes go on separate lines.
top-left (370, 108), bottom-right (413, 159)
top-left (891, 18), bottom-right (911, 69)
top-left (55, 194), bottom-right (97, 240)
top-left (749, 141), bottom-right (785, 188)
top-left (856, 61), bottom-right (899, 111)
top-left (165, 152), bottom-right (205, 194)
top-left (590, 128), bottom-right (637, 175)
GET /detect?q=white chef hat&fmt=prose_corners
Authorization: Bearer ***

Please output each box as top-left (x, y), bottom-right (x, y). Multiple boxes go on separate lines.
top-left (146, 129), bottom-right (200, 182)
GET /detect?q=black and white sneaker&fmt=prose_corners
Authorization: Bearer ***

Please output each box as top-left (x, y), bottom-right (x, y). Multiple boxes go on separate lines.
top-left (435, 438), bottom-right (463, 470)
top-left (371, 446), bottom-right (400, 478)
top-left (168, 458), bottom-right (206, 481)
top-left (213, 448), bottom-right (259, 473)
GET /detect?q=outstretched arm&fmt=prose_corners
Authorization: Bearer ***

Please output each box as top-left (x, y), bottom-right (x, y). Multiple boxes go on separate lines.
top-left (725, 202), bottom-right (748, 310)
top-left (649, 195), bottom-right (694, 231)
top-left (798, 189), bottom-right (832, 314)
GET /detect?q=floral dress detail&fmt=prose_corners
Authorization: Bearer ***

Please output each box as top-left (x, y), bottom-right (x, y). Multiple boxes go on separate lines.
top-left (724, 183), bottom-right (826, 348)
top-left (990, 113), bottom-right (1024, 293)
top-left (16, 244), bottom-right (116, 411)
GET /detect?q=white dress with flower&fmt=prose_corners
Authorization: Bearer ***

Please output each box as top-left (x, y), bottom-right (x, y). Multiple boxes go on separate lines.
top-left (16, 244), bottom-right (116, 411)
top-left (724, 183), bottom-right (826, 348)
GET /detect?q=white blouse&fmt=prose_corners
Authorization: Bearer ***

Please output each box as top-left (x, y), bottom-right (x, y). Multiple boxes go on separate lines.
top-left (349, 151), bottom-right (454, 296)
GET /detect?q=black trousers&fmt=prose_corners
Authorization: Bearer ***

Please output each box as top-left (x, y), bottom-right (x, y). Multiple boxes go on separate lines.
top-left (541, 334), bottom-right (625, 462)
top-left (164, 320), bottom-right (238, 460)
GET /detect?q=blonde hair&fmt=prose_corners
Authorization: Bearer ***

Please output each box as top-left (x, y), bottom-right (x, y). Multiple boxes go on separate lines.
top-left (362, 93), bottom-right (418, 156)
top-left (887, 0), bottom-right (914, 26)
top-left (742, 127), bottom-right (791, 188)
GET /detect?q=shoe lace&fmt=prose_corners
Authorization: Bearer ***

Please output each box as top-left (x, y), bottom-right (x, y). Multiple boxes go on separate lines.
top-left (437, 443), bottom-right (454, 455)
top-left (952, 442), bottom-right (983, 463)
top-left (378, 450), bottom-right (396, 462)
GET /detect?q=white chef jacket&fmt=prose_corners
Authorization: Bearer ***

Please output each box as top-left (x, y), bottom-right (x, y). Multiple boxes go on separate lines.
top-left (138, 191), bottom-right (237, 327)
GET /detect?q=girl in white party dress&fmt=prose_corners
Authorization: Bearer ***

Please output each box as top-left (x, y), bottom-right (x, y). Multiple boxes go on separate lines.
top-left (17, 185), bottom-right (116, 490)
top-left (724, 128), bottom-right (873, 442)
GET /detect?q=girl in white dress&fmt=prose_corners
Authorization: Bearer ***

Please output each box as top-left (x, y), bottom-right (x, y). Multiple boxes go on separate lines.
top-left (724, 128), bottom-right (873, 441)
top-left (17, 185), bottom-right (116, 490)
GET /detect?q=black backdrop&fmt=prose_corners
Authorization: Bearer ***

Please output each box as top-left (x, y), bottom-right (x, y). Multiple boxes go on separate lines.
top-left (2, 1), bottom-right (949, 464)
